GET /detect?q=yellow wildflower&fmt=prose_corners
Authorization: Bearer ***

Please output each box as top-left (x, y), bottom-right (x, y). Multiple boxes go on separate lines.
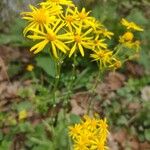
top-left (62, 7), bottom-right (78, 31)
top-left (41, 0), bottom-right (74, 7)
top-left (121, 18), bottom-right (144, 31)
top-left (69, 124), bottom-right (82, 139)
top-left (19, 110), bottom-right (28, 120)
top-left (119, 31), bottom-right (134, 43)
top-left (21, 4), bottom-right (58, 35)
top-left (96, 28), bottom-right (114, 39)
top-left (69, 115), bottom-right (108, 150)
top-left (75, 7), bottom-right (97, 29)
top-left (109, 59), bottom-right (122, 70)
top-left (90, 18), bottom-right (104, 31)
top-left (26, 64), bottom-right (34, 71)
top-left (67, 25), bottom-right (93, 57)
top-left (27, 20), bottom-right (70, 58)
top-left (92, 35), bottom-right (107, 50)
top-left (90, 49), bottom-right (114, 70)
top-left (91, 139), bottom-right (108, 150)
top-left (119, 32), bottom-right (141, 51)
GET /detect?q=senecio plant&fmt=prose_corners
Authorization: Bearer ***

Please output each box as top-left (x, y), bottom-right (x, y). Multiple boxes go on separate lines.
top-left (21, 0), bottom-right (143, 149)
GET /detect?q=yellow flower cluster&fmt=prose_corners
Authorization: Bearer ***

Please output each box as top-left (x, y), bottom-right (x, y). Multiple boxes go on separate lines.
top-left (21, 1), bottom-right (143, 70)
top-left (119, 18), bottom-right (143, 51)
top-left (21, 0), bottom-right (117, 69)
top-left (69, 115), bottom-right (109, 150)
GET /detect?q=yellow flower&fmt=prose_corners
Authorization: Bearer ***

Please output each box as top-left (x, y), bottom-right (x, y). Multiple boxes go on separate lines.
top-left (119, 32), bottom-right (141, 51)
top-left (90, 18), bottom-right (104, 31)
top-left (75, 7), bottom-right (97, 29)
top-left (119, 31), bottom-right (134, 43)
top-left (69, 115), bottom-right (109, 150)
top-left (21, 4), bottom-right (59, 35)
top-left (27, 20), bottom-right (70, 58)
top-left (91, 139), bottom-right (108, 150)
top-left (90, 49), bottom-right (114, 70)
top-left (69, 124), bottom-right (82, 139)
top-left (92, 35), bottom-right (107, 50)
top-left (121, 18), bottom-right (144, 31)
top-left (110, 59), bottom-right (122, 70)
top-left (62, 7), bottom-right (78, 31)
top-left (26, 64), bottom-right (34, 71)
top-left (41, 0), bottom-right (74, 7)
top-left (19, 110), bottom-right (28, 120)
top-left (66, 25), bottom-right (93, 57)
top-left (96, 28), bottom-right (114, 39)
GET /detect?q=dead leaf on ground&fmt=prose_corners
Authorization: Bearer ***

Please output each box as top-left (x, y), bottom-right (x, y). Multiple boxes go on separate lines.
top-left (112, 128), bottom-right (128, 148)
top-left (96, 72), bottom-right (125, 99)
top-left (140, 142), bottom-right (150, 150)
top-left (0, 57), bottom-right (9, 82)
top-left (0, 46), bottom-right (20, 63)
top-left (108, 133), bottom-right (119, 150)
top-left (70, 92), bottom-right (90, 115)
top-left (105, 72), bottom-right (126, 91)
top-left (70, 91), bottom-right (103, 116)
top-left (128, 136), bottom-right (140, 150)
top-left (126, 61), bottom-right (144, 77)
top-left (0, 81), bottom-right (20, 100)
top-left (128, 102), bottom-right (141, 112)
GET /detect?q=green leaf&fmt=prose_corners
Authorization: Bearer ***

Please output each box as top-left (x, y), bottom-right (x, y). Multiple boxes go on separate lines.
top-left (36, 56), bottom-right (56, 77)
top-left (70, 114), bottom-right (81, 124)
top-left (144, 129), bottom-right (150, 141)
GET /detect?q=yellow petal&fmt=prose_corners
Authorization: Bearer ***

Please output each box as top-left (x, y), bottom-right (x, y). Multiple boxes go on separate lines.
top-left (78, 43), bottom-right (84, 56)
top-left (51, 42), bottom-right (58, 58)
top-left (69, 43), bottom-right (76, 57)
top-left (33, 40), bottom-right (48, 54)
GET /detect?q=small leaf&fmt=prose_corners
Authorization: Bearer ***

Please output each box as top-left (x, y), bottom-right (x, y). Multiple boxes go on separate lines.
top-left (144, 129), bottom-right (150, 141)
top-left (70, 114), bottom-right (81, 124)
top-left (36, 56), bottom-right (56, 77)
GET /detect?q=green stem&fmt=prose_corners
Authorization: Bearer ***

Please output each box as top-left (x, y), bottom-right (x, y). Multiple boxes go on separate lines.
top-left (65, 54), bottom-right (77, 105)
top-left (87, 68), bottom-right (103, 115)
top-left (52, 59), bottom-right (62, 107)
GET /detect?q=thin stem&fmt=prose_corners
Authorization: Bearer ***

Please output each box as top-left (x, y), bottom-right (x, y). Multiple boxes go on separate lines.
top-left (52, 59), bottom-right (61, 106)
top-left (65, 53), bottom-right (77, 105)
top-left (87, 68), bottom-right (103, 115)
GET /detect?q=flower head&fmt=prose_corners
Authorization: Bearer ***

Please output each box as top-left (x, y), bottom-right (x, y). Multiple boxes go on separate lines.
top-left (119, 31), bottom-right (141, 51)
top-left (67, 25), bottom-right (93, 57)
top-left (121, 18), bottom-right (144, 31)
top-left (62, 7), bottom-right (78, 31)
top-left (41, 0), bottom-right (74, 7)
top-left (95, 28), bottom-right (114, 39)
top-left (90, 49), bottom-right (114, 70)
top-left (21, 4), bottom-right (59, 35)
top-left (69, 115), bottom-right (109, 150)
top-left (92, 35), bottom-right (107, 50)
top-left (27, 20), bottom-right (71, 58)
top-left (119, 31), bottom-right (134, 43)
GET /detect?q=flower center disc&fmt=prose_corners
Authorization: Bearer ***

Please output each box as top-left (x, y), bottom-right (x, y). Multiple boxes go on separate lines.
top-left (74, 35), bottom-right (82, 43)
top-left (35, 9), bottom-right (47, 24)
top-left (66, 15), bottom-right (73, 23)
top-left (78, 13), bottom-right (86, 20)
top-left (47, 33), bottom-right (56, 41)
